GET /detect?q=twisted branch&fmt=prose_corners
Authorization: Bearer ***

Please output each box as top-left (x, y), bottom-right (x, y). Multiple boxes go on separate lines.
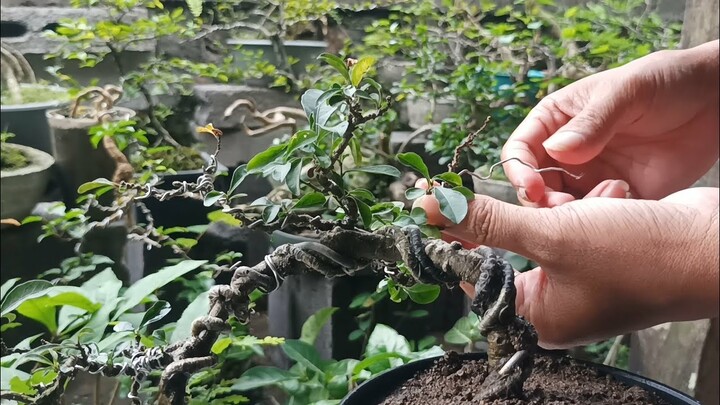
top-left (223, 98), bottom-right (307, 137)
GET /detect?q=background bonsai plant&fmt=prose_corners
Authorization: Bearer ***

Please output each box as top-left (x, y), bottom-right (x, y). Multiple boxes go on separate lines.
top-left (0, 42), bottom-right (70, 156)
top-left (360, 0), bottom-right (681, 177)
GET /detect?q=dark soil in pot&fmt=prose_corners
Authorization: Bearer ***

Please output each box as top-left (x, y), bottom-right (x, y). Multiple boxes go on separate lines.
top-left (359, 352), bottom-right (696, 405)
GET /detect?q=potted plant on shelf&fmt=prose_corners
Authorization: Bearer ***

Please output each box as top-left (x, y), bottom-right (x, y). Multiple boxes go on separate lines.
top-left (46, 86), bottom-right (136, 204)
top-left (0, 42), bottom-right (69, 156)
top-left (0, 132), bottom-right (55, 222)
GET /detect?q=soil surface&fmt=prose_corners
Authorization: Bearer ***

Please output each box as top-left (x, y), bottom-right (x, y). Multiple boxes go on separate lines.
top-left (381, 352), bottom-right (671, 405)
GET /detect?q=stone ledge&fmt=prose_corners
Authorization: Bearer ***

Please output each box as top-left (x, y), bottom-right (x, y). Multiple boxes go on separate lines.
top-left (0, 6), bottom-right (154, 54)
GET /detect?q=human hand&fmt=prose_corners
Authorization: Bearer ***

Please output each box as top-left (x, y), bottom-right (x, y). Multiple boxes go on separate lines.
top-left (502, 40), bottom-right (719, 207)
top-left (414, 184), bottom-right (719, 349)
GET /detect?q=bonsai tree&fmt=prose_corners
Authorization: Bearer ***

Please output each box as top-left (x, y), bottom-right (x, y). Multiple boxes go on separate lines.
top-left (0, 43), bottom-right (68, 106)
top-left (0, 55), bottom-right (589, 405)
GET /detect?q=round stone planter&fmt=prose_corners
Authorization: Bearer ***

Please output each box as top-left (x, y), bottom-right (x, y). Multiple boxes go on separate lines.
top-left (406, 97), bottom-right (458, 130)
top-left (46, 107), bottom-right (135, 203)
top-left (0, 84), bottom-right (69, 156)
top-left (1, 143), bottom-right (55, 221)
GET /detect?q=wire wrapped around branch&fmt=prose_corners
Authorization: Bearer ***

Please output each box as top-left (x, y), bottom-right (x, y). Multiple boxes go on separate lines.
top-left (155, 225), bottom-right (537, 404)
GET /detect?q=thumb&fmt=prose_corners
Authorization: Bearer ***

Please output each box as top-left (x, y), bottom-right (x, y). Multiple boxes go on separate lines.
top-left (414, 194), bottom-right (552, 258)
top-left (542, 98), bottom-right (621, 165)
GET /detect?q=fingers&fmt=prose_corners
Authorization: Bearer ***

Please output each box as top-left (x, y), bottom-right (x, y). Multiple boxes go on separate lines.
top-left (414, 192), bottom-right (552, 260)
top-left (583, 179), bottom-right (631, 199)
top-left (501, 139), bottom-right (547, 203)
top-left (542, 97), bottom-right (622, 165)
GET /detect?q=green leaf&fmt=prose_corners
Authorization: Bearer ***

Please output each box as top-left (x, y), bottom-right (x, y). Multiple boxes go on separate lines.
top-left (115, 260), bottom-right (206, 316)
top-left (352, 352), bottom-right (407, 378)
top-left (77, 178), bottom-right (115, 194)
top-left (283, 340), bottom-right (325, 374)
top-left (17, 300), bottom-right (57, 334)
top-left (349, 137), bottom-right (363, 165)
top-left (285, 130), bottom-right (317, 156)
top-left (207, 210), bottom-right (242, 226)
top-left (350, 56), bottom-right (376, 87)
top-left (397, 152), bottom-right (430, 179)
top-left (365, 324), bottom-right (411, 357)
top-left (170, 292), bottom-right (210, 344)
top-left (318, 53), bottom-right (350, 83)
top-left (348, 189), bottom-right (375, 202)
top-left (300, 307), bottom-right (338, 345)
top-left (1, 278), bottom-right (20, 301)
top-left (404, 284), bottom-right (441, 304)
top-left (433, 187), bottom-right (468, 224)
top-left (247, 144), bottom-right (286, 171)
top-left (453, 186), bottom-right (475, 201)
top-left (433, 172), bottom-right (462, 187)
top-left (228, 164), bottom-right (248, 194)
top-left (232, 366), bottom-right (295, 391)
top-left (211, 337), bottom-right (233, 354)
top-left (590, 44), bottom-right (610, 55)
top-left (186, 0), bottom-right (202, 17)
top-left (347, 165), bottom-right (400, 177)
top-left (404, 187), bottom-right (426, 200)
top-left (1, 280), bottom-right (53, 317)
top-left (140, 300), bottom-right (171, 328)
top-left (174, 238), bottom-right (198, 250)
top-left (409, 207), bottom-right (427, 225)
top-left (286, 160), bottom-right (303, 195)
top-left (262, 204), bottom-right (281, 223)
top-left (301, 89), bottom-right (323, 121)
top-left (293, 192), bottom-right (326, 209)
top-left (444, 313), bottom-right (482, 345)
top-left (203, 190), bottom-right (224, 207)
top-left (355, 198), bottom-right (373, 228)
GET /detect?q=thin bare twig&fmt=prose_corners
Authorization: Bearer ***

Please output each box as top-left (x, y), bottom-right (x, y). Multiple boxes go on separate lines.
top-left (448, 116), bottom-right (491, 173)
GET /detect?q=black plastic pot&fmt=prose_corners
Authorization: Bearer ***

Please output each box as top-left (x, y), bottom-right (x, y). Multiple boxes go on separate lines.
top-left (342, 352), bottom-right (699, 405)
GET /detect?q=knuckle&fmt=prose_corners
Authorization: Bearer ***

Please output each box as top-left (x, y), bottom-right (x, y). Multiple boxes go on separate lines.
top-left (464, 197), bottom-right (499, 245)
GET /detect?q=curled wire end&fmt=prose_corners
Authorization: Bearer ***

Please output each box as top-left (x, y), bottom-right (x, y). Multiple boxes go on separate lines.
top-left (460, 157), bottom-right (583, 181)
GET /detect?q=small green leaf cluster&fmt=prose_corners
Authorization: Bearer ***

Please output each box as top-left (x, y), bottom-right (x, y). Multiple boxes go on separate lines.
top-left (230, 308), bottom-right (444, 404)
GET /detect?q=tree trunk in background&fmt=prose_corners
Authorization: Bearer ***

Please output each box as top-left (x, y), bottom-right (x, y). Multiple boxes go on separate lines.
top-left (631, 2), bottom-right (719, 404)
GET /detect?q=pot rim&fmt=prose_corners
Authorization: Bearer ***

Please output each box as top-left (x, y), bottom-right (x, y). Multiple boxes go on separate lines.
top-left (0, 143), bottom-right (55, 178)
top-left (0, 84), bottom-right (70, 112)
top-left (341, 351), bottom-right (699, 405)
top-left (46, 106), bottom-right (137, 127)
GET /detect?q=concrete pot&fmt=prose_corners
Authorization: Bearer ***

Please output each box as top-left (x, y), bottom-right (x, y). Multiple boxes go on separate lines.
top-left (0, 84), bottom-right (69, 156)
top-left (46, 107), bottom-right (135, 203)
top-left (472, 175), bottom-right (519, 205)
top-left (406, 97), bottom-right (458, 130)
top-left (0, 143), bottom-right (54, 221)
top-left (375, 59), bottom-right (418, 88)
top-left (227, 39), bottom-right (328, 85)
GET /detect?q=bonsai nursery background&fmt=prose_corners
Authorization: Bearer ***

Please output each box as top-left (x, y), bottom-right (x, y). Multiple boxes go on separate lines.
top-left (0, 0), bottom-right (718, 404)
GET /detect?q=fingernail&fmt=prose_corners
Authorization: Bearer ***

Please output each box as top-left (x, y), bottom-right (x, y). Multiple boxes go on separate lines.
top-left (517, 187), bottom-right (530, 202)
top-left (543, 131), bottom-right (585, 152)
top-left (616, 180), bottom-right (630, 192)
